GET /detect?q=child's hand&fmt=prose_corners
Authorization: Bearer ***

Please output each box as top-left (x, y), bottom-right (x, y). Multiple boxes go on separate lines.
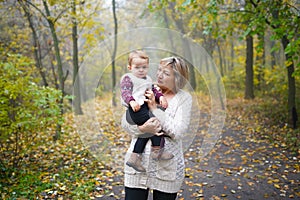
top-left (129, 100), bottom-right (140, 112)
top-left (153, 84), bottom-right (161, 92)
top-left (159, 96), bottom-right (168, 109)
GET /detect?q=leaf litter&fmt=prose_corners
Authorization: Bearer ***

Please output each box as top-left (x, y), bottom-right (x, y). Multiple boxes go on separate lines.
top-left (1, 95), bottom-right (299, 199)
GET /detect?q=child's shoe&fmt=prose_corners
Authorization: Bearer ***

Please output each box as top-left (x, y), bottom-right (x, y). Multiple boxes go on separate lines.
top-left (151, 146), bottom-right (174, 161)
top-left (126, 152), bottom-right (146, 172)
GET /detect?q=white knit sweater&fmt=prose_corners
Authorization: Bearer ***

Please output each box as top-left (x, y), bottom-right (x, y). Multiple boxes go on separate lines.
top-left (121, 89), bottom-right (192, 193)
top-left (120, 73), bottom-right (152, 106)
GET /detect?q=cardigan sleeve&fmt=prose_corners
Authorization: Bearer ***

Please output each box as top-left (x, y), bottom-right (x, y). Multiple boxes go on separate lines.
top-left (152, 91), bottom-right (192, 140)
top-left (120, 75), bottom-right (135, 104)
top-left (121, 112), bottom-right (153, 138)
top-left (152, 85), bottom-right (164, 103)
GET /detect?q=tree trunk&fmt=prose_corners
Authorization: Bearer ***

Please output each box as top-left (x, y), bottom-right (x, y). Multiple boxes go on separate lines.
top-left (43, 0), bottom-right (64, 140)
top-left (162, 8), bottom-right (175, 52)
top-left (282, 35), bottom-right (297, 129)
top-left (169, 2), bottom-right (196, 90)
top-left (43, 0), bottom-right (64, 93)
top-left (111, 0), bottom-right (118, 107)
top-left (20, 1), bottom-right (48, 87)
top-left (49, 51), bottom-right (59, 89)
top-left (183, 39), bottom-right (196, 90)
top-left (245, 35), bottom-right (254, 99)
top-left (270, 40), bottom-right (276, 69)
top-left (217, 40), bottom-right (224, 77)
top-left (72, 0), bottom-right (83, 115)
top-left (256, 32), bottom-right (265, 91)
top-left (230, 38), bottom-right (234, 71)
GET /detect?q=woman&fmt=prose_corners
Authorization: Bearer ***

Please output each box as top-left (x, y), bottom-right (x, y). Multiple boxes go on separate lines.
top-left (121, 56), bottom-right (193, 200)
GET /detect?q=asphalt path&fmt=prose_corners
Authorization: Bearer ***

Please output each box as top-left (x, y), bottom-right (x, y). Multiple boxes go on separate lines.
top-left (99, 127), bottom-right (299, 200)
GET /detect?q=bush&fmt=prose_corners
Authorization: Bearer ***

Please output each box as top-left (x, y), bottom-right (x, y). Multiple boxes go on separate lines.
top-left (0, 54), bottom-right (63, 177)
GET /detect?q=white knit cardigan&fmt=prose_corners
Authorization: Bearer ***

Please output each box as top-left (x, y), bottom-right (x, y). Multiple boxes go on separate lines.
top-left (121, 89), bottom-right (192, 193)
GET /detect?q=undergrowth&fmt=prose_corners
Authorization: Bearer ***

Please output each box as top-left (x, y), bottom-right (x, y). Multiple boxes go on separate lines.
top-left (226, 95), bottom-right (299, 155)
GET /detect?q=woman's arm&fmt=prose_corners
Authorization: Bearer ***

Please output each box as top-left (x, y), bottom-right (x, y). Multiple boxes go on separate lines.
top-left (152, 91), bottom-right (192, 140)
top-left (121, 113), bottom-right (162, 137)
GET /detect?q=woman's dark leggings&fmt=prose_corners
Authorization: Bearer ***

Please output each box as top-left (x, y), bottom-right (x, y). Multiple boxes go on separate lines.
top-left (125, 187), bottom-right (177, 200)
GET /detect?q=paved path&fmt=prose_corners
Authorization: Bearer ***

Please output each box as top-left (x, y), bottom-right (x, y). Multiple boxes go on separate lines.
top-left (100, 126), bottom-right (299, 200)
top-left (179, 128), bottom-right (299, 199)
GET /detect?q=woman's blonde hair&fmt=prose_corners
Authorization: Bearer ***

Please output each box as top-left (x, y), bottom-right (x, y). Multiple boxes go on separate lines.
top-left (160, 57), bottom-right (189, 92)
top-left (128, 50), bottom-right (149, 66)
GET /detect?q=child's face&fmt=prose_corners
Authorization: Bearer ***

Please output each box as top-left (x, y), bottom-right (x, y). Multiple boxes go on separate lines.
top-left (128, 57), bottom-right (149, 78)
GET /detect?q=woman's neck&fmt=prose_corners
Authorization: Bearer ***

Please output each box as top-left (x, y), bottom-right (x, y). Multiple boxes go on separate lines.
top-left (162, 89), bottom-right (175, 99)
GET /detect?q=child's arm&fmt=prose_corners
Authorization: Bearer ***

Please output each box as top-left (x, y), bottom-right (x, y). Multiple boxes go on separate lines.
top-left (120, 75), bottom-right (140, 112)
top-left (120, 75), bottom-right (135, 103)
top-left (152, 84), bottom-right (168, 109)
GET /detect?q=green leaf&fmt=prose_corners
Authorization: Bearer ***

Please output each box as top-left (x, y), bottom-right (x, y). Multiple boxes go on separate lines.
top-left (242, 27), bottom-right (252, 38)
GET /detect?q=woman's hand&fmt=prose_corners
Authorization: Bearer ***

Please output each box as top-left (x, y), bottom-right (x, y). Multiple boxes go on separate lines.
top-left (144, 89), bottom-right (157, 111)
top-left (159, 96), bottom-right (168, 109)
top-left (138, 117), bottom-right (161, 134)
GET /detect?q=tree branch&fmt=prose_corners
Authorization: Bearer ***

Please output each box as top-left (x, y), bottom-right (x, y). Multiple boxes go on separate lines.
top-left (54, 7), bottom-right (70, 23)
top-left (249, 0), bottom-right (277, 29)
top-left (24, 0), bottom-right (48, 20)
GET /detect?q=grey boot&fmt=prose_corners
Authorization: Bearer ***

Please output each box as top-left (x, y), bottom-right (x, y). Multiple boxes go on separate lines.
top-left (126, 153), bottom-right (146, 172)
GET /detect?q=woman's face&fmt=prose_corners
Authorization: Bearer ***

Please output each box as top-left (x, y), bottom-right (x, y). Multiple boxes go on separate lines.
top-left (156, 63), bottom-right (175, 92)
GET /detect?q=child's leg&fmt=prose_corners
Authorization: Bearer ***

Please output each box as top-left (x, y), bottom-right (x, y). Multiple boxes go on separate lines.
top-left (126, 137), bottom-right (149, 172)
top-left (128, 104), bottom-right (150, 125)
top-left (150, 136), bottom-right (174, 161)
top-left (133, 137), bottom-right (149, 153)
top-left (150, 135), bottom-right (162, 147)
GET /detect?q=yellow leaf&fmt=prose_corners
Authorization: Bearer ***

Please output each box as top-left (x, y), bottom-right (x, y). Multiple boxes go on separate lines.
top-left (284, 60), bottom-right (293, 67)
top-left (273, 179), bottom-right (280, 183)
top-left (271, 165), bottom-right (279, 169)
top-left (248, 182), bottom-right (255, 186)
top-left (274, 184), bottom-right (280, 189)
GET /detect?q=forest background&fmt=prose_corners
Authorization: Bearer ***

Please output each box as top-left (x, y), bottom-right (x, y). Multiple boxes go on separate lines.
top-left (0, 0), bottom-right (299, 199)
